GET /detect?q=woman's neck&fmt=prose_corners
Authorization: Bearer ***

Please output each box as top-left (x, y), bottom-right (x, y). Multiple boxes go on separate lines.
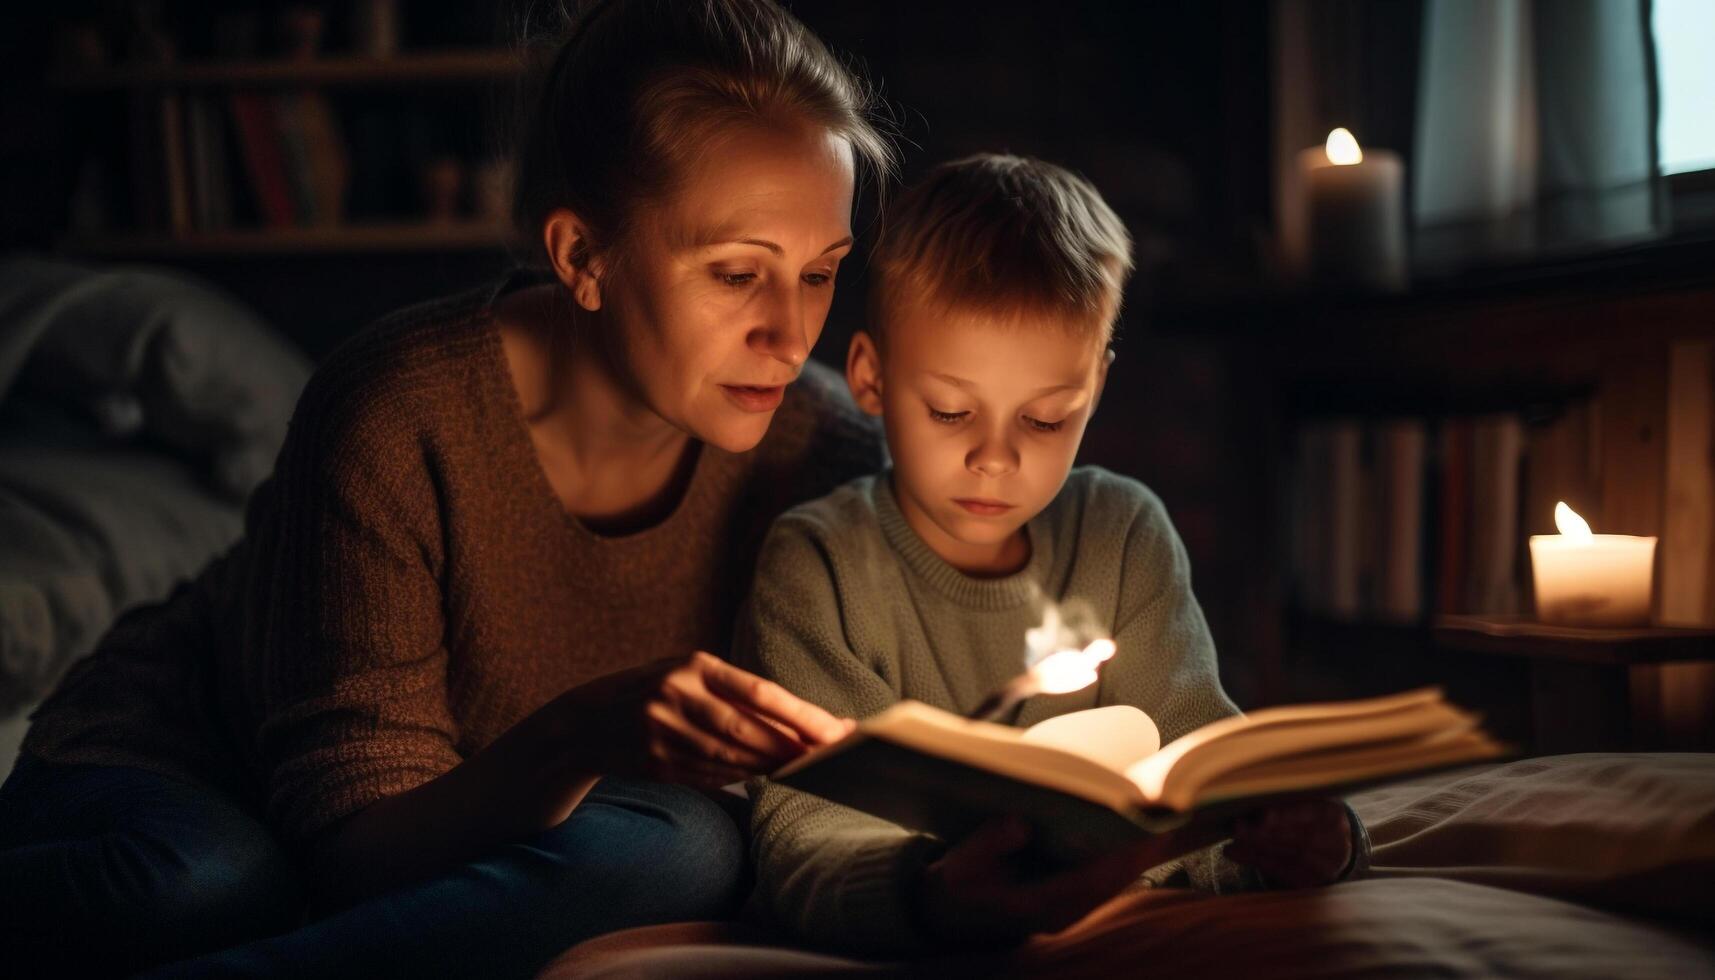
top-left (497, 284), bottom-right (694, 529)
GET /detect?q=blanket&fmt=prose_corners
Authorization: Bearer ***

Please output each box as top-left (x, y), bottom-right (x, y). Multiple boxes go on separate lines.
top-left (543, 753), bottom-right (1715, 979)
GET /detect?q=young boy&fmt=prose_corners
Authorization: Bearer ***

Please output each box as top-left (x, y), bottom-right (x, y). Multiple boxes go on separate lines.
top-left (739, 155), bottom-right (1368, 955)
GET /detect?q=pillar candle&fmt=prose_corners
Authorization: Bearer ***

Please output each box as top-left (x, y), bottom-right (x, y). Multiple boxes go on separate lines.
top-left (1299, 128), bottom-right (1407, 291)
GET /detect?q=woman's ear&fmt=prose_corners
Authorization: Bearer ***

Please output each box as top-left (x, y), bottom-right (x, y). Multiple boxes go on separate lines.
top-left (543, 208), bottom-right (606, 312)
top-left (845, 330), bottom-right (885, 417)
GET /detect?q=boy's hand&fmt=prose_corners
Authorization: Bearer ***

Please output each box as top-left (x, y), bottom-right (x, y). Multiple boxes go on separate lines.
top-left (915, 817), bottom-right (1215, 947)
top-left (1224, 798), bottom-right (1353, 888)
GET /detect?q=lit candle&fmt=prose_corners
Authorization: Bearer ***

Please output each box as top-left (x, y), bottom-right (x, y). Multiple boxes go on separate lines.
top-left (1298, 127), bottom-right (1406, 291)
top-left (1529, 502), bottom-right (1657, 627)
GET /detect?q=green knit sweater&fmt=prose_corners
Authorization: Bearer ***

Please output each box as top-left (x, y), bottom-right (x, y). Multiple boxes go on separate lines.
top-left (740, 467), bottom-right (1258, 955)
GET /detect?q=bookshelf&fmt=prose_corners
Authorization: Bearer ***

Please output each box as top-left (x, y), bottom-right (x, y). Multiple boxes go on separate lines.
top-left (1154, 235), bottom-right (1715, 752)
top-left (1433, 615), bottom-right (1715, 666)
top-left (52, 42), bottom-right (522, 257)
top-left (61, 220), bottom-right (512, 257)
top-left (51, 49), bottom-right (522, 90)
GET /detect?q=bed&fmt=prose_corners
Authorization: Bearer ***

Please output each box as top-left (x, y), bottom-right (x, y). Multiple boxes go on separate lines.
top-left (0, 256), bottom-right (308, 777)
top-left (543, 752), bottom-right (1715, 978)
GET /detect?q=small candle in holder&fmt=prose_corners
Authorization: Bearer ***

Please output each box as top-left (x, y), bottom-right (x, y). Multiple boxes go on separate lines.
top-left (1298, 127), bottom-right (1406, 291)
top-left (1529, 502), bottom-right (1657, 627)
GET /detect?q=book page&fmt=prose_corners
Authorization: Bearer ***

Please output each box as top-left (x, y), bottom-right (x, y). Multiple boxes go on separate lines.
top-left (1020, 705), bottom-right (1160, 772)
top-left (794, 701), bottom-right (1150, 813)
top-left (1127, 688), bottom-right (1466, 810)
top-left (1196, 729), bottom-right (1504, 803)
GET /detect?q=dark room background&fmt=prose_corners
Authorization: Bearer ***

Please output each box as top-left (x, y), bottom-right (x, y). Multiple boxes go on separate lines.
top-left (3, 0), bottom-right (1712, 751)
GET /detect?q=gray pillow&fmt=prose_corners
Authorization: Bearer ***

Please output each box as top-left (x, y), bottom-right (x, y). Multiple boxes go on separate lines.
top-left (0, 257), bottom-right (311, 500)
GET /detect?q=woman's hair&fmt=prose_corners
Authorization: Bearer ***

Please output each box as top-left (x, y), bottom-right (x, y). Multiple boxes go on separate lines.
top-left (511, 0), bottom-right (896, 269)
top-left (868, 153), bottom-right (1134, 344)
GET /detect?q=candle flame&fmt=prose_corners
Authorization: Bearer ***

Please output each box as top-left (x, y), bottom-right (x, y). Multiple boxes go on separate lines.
top-left (1325, 127), bottom-right (1364, 165)
top-left (1030, 638), bottom-right (1117, 695)
top-left (1554, 501), bottom-right (1594, 542)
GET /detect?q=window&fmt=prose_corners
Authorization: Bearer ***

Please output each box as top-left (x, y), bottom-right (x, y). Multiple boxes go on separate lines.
top-left (1653, 0), bottom-right (1715, 175)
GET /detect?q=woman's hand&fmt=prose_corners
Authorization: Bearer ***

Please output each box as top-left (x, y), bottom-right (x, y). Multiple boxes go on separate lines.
top-left (550, 650), bottom-right (854, 789)
top-left (915, 817), bottom-right (1196, 947)
top-left (1224, 798), bottom-right (1353, 888)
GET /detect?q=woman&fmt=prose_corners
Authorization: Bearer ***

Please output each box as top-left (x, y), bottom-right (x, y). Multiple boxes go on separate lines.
top-left (0, 1), bottom-right (893, 975)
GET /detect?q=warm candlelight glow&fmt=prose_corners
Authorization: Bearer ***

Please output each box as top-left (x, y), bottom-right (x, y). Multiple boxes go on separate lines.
top-left (1554, 501), bottom-right (1594, 542)
top-left (1530, 501), bottom-right (1656, 627)
top-left (1031, 638), bottom-right (1117, 695)
top-left (968, 599), bottom-right (1117, 721)
top-left (1325, 127), bottom-right (1364, 166)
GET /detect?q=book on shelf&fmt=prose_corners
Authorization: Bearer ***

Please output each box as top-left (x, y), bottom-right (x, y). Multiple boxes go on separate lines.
top-left (1433, 418), bottom-right (1472, 616)
top-left (159, 93), bottom-right (191, 233)
top-left (1378, 419), bottom-right (1427, 620)
top-left (1466, 414), bottom-right (1525, 615)
top-left (775, 687), bottom-right (1503, 869)
top-left (227, 92), bottom-right (296, 228)
top-left (1290, 407), bottom-right (1580, 625)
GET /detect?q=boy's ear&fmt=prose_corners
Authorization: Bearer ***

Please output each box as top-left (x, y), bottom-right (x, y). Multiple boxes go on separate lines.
top-left (543, 207), bottom-right (607, 312)
top-left (1090, 347), bottom-right (1116, 416)
top-left (846, 330), bottom-right (885, 416)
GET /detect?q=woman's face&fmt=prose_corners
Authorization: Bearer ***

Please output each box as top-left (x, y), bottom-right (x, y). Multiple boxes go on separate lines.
top-left (598, 123), bottom-right (858, 453)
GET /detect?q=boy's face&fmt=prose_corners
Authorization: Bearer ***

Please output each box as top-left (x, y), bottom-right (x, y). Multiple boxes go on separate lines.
top-left (848, 300), bottom-right (1110, 574)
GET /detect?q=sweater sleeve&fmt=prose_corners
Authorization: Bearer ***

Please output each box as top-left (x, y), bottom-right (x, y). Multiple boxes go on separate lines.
top-left (736, 516), bottom-right (944, 957)
top-left (241, 377), bottom-right (461, 845)
top-left (1103, 485), bottom-right (1240, 741)
top-left (1105, 483), bottom-right (1369, 890)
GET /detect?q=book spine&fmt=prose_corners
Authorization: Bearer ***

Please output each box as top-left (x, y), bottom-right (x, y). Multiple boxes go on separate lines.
top-left (160, 92), bottom-right (191, 235)
top-left (1327, 420), bottom-right (1363, 619)
top-left (1435, 418), bottom-right (1472, 615)
top-left (1467, 414), bottom-right (1525, 614)
top-left (229, 92), bottom-right (296, 228)
top-left (209, 102), bottom-right (239, 228)
top-left (298, 92), bottom-right (351, 226)
top-left (129, 91), bottom-right (163, 231)
top-left (185, 96), bottom-right (212, 231)
top-left (1357, 423), bottom-right (1381, 617)
top-left (273, 92), bottom-right (317, 225)
top-left (1380, 418), bottom-right (1427, 622)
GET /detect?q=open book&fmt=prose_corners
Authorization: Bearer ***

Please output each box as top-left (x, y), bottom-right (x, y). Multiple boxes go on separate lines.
top-left (774, 687), bottom-right (1504, 867)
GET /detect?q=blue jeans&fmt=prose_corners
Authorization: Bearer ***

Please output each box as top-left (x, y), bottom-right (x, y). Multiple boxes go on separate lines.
top-left (0, 757), bottom-right (746, 978)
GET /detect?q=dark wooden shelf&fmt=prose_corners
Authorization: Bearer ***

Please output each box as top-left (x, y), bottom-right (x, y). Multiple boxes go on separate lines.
top-left (1151, 231), bottom-right (1715, 346)
top-left (50, 50), bottom-right (523, 90)
top-left (1432, 614), bottom-right (1715, 666)
top-left (59, 221), bottom-right (513, 257)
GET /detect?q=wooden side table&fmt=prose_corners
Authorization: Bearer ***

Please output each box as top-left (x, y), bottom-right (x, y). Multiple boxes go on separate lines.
top-left (1432, 615), bottom-right (1715, 752)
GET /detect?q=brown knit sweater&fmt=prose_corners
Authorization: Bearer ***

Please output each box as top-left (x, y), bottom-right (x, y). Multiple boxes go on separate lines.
top-left (22, 279), bottom-right (884, 844)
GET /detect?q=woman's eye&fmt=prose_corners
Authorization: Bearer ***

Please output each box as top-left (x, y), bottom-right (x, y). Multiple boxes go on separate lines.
top-left (1025, 416), bottom-right (1065, 433)
top-left (803, 271), bottom-right (833, 287)
top-left (928, 408), bottom-right (969, 425)
top-left (715, 271), bottom-right (757, 287)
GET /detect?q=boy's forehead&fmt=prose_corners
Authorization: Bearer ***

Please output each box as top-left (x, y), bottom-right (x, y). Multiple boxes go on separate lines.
top-left (883, 305), bottom-right (1105, 391)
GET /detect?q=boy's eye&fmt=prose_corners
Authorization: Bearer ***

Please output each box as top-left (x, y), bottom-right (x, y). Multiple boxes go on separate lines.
top-left (715, 271), bottom-right (757, 287)
top-left (928, 408), bottom-right (969, 424)
top-left (1024, 416), bottom-right (1065, 433)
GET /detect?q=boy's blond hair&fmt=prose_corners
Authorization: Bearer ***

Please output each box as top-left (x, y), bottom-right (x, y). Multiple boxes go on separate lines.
top-left (868, 153), bottom-right (1133, 343)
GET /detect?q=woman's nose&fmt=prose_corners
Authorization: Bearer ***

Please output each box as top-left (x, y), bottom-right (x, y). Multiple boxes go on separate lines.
top-left (747, 280), bottom-right (809, 368)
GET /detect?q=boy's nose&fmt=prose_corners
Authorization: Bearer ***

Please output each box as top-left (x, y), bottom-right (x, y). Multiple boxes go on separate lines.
top-left (966, 435), bottom-right (1019, 477)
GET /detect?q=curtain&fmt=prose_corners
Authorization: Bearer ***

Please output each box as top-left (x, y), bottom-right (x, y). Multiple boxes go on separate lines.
top-left (1414, 0), bottom-right (1660, 268)
top-left (1273, 0), bottom-right (1663, 278)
